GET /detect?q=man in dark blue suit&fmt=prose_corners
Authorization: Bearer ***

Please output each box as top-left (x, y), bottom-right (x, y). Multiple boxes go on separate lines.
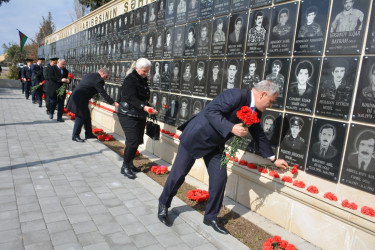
top-left (31, 58), bottom-right (44, 104)
top-left (158, 80), bottom-right (288, 234)
top-left (21, 59), bottom-right (33, 100)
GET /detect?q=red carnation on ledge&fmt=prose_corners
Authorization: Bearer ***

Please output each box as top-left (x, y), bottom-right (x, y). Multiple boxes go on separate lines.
top-left (341, 200), bottom-right (358, 210)
top-left (361, 206), bottom-right (375, 217)
top-left (281, 176), bottom-right (293, 183)
top-left (269, 171), bottom-right (280, 178)
top-left (247, 163), bottom-right (257, 169)
top-left (263, 235), bottom-right (296, 250)
top-left (258, 167), bottom-right (268, 173)
top-left (324, 192), bottom-right (338, 201)
top-left (307, 185), bottom-right (319, 194)
top-left (220, 106), bottom-right (260, 168)
top-left (293, 180), bottom-right (306, 188)
top-left (187, 189), bottom-right (209, 203)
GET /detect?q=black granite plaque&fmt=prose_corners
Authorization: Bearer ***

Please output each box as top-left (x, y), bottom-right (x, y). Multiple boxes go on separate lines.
top-left (132, 34), bottom-right (140, 59)
top-left (211, 16), bottom-right (228, 56)
top-left (285, 57), bottom-right (321, 114)
top-left (150, 91), bottom-right (160, 109)
top-left (227, 12), bottom-right (248, 57)
top-left (365, 4), bottom-right (375, 54)
top-left (158, 93), bottom-right (169, 121)
top-left (268, 2), bottom-right (298, 56)
top-left (170, 61), bottom-right (181, 93)
top-left (294, 0), bottom-right (329, 55)
top-left (177, 96), bottom-right (192, 126)
top-left (165, 0), bottom-right (176, 26)
top-left (146, 31), bottom-right (155, 58)
top-left (246, 8), bottom-right (271, 57)
top-left (264, 57), bottom-right (290, 109)
top-left (200, 0), bottom-right (213, 19)
top-left (173, 25), bottom-right (185, 58)
top-left (191, 98), bottom-right (205, 117)
top-left (161, 61), bottom-right (172, 91)
top-left (129, 10), bottom-right (135, 33)
top-left (184, 23), bottom-right (197, 57)
top-left (165, 94), bottom-right (179, 126)
top-left (187, 0), bottom-right (200, 22)
top-left (197, 20), bottom-right (212, 57)
top-left (151, 61), bottom-right (161, 90)
top-left (315, 57), bottom-right (359, 119)
top-left (134, 8), bottom-right (142, 31)
top-left (353, 56), bottom-right (375, 123)
top-left (192, 60), bottom-right (208, 96)
top-left (157, 0), bottom-right (166, 26)
top-left (279, 114), bottom-right (311, 170)
top-left (175, 0), bottom-right (187, 24)
top-left (231, 0), bottom-right (250, 13)
top-left (214, 0), bottom-right (230, 16)
top-left (163, 27), bottom-right (174, 58)
top-left (148, 2), bottom-right (158, 29)
top-left (154, 29), bottom-right (164, 59)
top-left (340, 124), bottom-right (375, 194)
top-left (306, 119), bottom-right (347, 182)
top-left (139, 34), bottom-right (147, 57)
top-left (250, 0), bottom-right (272, 11)
top-left (222, 59), bottom-right (243, 92)
top-left (326, 0), bottom-right (370, 55)
top-left (122, 12), bottom-right (129, 34)
top-left (181, 60), bottom-right (195, 94)
top-left (207, 59), bottom-right (224, 98)
top-left (141, 5), bottom-right (149, 32)
top-left (241, 58), bottom-right (264, 90)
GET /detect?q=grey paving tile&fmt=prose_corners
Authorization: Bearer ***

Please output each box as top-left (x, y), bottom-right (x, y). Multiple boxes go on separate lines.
top-left (140, 244), bottom-right (165, 250)
top-left (114, 213), bottom-right (139, 226)
top-left (146, 223), bottom-right (174, 236)
top-left (104, 231), bottom-right (132, 246)
top-left (172, 223), bottom-right (196, 236)
top-left (0, 218), bottom-right (20, 231)
top-left (0, 210), bottom-right (18, 220)
top-left (50, 230), bottom-right (79, 246)
top-left (108, 205), bottom-right (129, 216)
top-left (0, 228), bottom-right (22, 244)
top-left (0, 240), bottom-right (24, 250)
top-left (122, 222), bottom-right (148, 236)
top-left (43, 211), bottom-right (68, 223)
top-left (21, 219), bottom-right (46, 233)
top-left (123, 198), bottom-right (143, 208)
top-left (137, 213), bottom-right (160, 226)
top-left (192, 243), bottom-right (218, 250)
top-left (101, 198), bottom-right (123, 208)
top-left (180, 232), bottom-right (209, 248)
top-left (47, 220), bottom-right (73, 234)
top-left (72, 221), bottom-right (98, 234)
top-left (91, 213), bottom-right (113, 225)
top-left (96, 221), bottom-right (123, 235)
top-left (23, 229), bottom-right (50, 246)
top-left (0, 201), bottom-right (17, 212)
top-left (166, 243), bottom-right (192, 250)
top-left (132, 232), bottom-right (159, 248)
top-left (77, 231), bottom-right (106, 247)
top-left (86, 204), bottom-right (108, 216)
top-left (155, 231), bottom-right (185, 248)
top-left (19, 210), bottom-right (43, 223)
top-left (83, 242), bottom-right (111, 250)
top-left (54, 242), bottom-right (83, 250)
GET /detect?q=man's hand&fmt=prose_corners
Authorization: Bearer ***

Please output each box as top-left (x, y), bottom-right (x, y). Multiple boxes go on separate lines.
top-left (274, 159), bottom-right (288, 170)
top-left (114, 102), bottom-right (119, 107)
top-left (231, 123), bottom-right (248, 137)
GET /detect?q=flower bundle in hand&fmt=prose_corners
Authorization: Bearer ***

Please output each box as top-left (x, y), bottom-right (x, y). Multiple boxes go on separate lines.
top-left (263, 235), bottom-right (296, 250)
top-left (220, 106), bottom-right (260, 168)
top-left (31, 80), bottom-right (45, 92)
top-left (151, 165), bottom-right (168, 175)
top-left (57, 73), bottom-right (73, 99)
top-left (187, 189), bottom-right (209, 202)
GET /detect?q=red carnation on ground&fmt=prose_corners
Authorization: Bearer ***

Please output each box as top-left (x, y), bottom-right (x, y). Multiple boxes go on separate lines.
top-left (63, 108), bottom-right (68, 113)
top-left (341, 200), bottom-right (358, 210)
top-left (169, 132), bottom-right (175, 137)
top-left (361, 206), bottom-right (375, 217)
top-left (97, 134), bottom-right (113, 141)
top-left (151, 165), bottom-right (168, 175)
top-left (307, 185), bottom-right (319, 194)
top-left (165, 130), bottom-right (170, 135)
top-left (263, 235), bottom-right (296, 250)
top-left (187, 189), bottom-right (209, 202)
top-left (92, 128), bottom-right (104, 134)
top-left (269, 171), bottom-right (280, 178)
top-left (247, 163), bottom-right (257, 169)
top-left (324, 192), bottom-right (338, 201)
top-left (67, 112), bottom-right (75, 120)
top-left (293, 180), bottom-right (305, 188)
top-left (173, 134), bottom-right (179, 139)
top-left (281, 176), bottom-right (293, 183)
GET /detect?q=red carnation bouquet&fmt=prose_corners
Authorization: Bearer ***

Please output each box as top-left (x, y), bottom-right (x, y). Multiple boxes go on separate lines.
top-left (220, 106), bottom-right (260, 168)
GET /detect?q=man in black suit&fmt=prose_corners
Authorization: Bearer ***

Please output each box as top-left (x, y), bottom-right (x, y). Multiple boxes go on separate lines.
top-left (158, 80), bottom-right (288, 234)
top-left (67, 68), bottom-right (119, 142)
top-left (312, 124), bottom-right (337, 160)
top-left (46, 59), bottom-right (70, 122)
top-left (31, 58), bottom-right (44, 104)
top-left (22, 59), bottom-right (33, 100)
top-left (43, 57), bottom-right (58, 115)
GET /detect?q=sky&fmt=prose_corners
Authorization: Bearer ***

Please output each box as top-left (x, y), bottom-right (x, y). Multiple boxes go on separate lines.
top-left (0, 0), bottom-right (78, 54)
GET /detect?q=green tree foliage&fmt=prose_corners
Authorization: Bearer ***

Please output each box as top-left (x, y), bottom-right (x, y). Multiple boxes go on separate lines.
top-left (0, 0), bottom-right (10, 7)
top-left (36, 12), bottom-right (56, 45)
top-left (79, 0), bottom-right (111, 11)
top-left (5, 44), bottom-right (26, 79)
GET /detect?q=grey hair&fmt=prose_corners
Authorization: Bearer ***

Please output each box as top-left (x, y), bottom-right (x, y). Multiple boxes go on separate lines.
top-left (126, 58), bottom-right (152, 75)
top-left (98, 68), bottom-right (110, 75)
top-left (57, 58), bottom-right (66, 63)
top-left (253, 80), bottom-right (280, 96)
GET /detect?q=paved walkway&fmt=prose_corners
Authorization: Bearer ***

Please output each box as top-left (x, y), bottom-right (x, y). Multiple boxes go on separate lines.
top-left (0, 87), bottom-right (249, 250)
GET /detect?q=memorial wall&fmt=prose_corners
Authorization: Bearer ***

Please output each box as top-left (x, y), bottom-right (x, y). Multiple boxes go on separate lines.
top-left (40, 0), bottom-right (375, 248)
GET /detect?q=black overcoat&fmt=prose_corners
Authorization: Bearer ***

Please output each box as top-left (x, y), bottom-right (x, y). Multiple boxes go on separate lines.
top-left (67, 73), bottom-right (114, 119)
top-left (46, 65), bottom-right (69, 98)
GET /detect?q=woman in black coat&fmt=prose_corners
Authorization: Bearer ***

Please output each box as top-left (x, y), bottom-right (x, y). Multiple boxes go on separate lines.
top-left (67, 68), bottom-right (119, 142)
top-left (117, 58), bottom-right (158, 179)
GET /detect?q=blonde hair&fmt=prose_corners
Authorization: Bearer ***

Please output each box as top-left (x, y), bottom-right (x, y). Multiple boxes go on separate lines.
top-left (126, 58), bottom-right (152, 75)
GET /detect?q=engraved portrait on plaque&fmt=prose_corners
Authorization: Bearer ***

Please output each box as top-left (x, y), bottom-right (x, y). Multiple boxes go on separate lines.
top-left (279, 114), bottom-right (311, 169)
top-left (159, 93), bottom-right (169, 121)
top-left (192, 60), bottom-right (207, 96)
top-left (246, 9), bottom-right (270, 57)
top-left (200, 0), bottom-right (213, 19)
top-left (187, 0), bottom-right (199, 22)
top-left (139, 35), bottom-right (147, 57)
top-left (176, 0), bottom-right (187, 24)
top-left (151, 61), bottom-right (161, 89)
top-left (184, 23), bottom-right (197, 57)
top-left (148, 2), bottom-right (157, 29)
top-left (365, 5), bottom-right (375, 54)
top-left (222, 59), bottom-right (242, 92)
top-left (181, 61), bottom-right (195, 94)
top-left (165, 0), bottom-right (176, 26)
top-left (285, 58), bottom-right (321, 114)
top-left (268, 3), bottom-right (298, 56)
top-left (170, 62), bottom-right (181, 93)
top-left (326, 0), bottom-right (370, 55)
top-left (154, 29), bottom-right (164, 59)
top-left (157, 0), bottom-right (166, 26)
top-left (316, 57), bottom-right (358, 119)
top-left (177, 97), bottom-right (192, 126)
top-left (306, 119), bottom-right (347, 182)
top-left (211, 16), bottom-right (228, 56)
top-left (214, 0), bottom-right (230, 16)
top-left (150, 91), bottom-right (159, 109)
top-left (163, 27), bottom-right (174, 58)
top-left (146, 32), bottom-right (155, 58)
top-left (294, 0), bottom-right (329, 55)
top-left (197, 20), bottom-right (212, 57)
top-left (207, 60), bottom-right (224, 98)
top-left (165, 94), bottom-right (179, 126)
top-left (173, 25), bottom-right (185, 58)
top-left (265, 58), bottom-right (289, 109)
top-left (341, 124), bottom-right (375, 194)
top-left (242, 58), bottom-right (264, 90)
top-left (135, 8), bottom-right (142, 31)
top-left (141, 5), bottom-right (149, 32)
top-left (161, 61), bottom-right (171, 91)
top-left (191, 98), bottom-right (204, 117)
top-left (227, 12), bottom-right (248, 57)
top-left (353, 56), bottom-right (375, 123)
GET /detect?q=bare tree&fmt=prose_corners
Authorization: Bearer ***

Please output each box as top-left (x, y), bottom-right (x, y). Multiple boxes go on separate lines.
top-left (35, 12), bottom-right (56, 45)
top-left (70, 0), bottom-right (88, 21)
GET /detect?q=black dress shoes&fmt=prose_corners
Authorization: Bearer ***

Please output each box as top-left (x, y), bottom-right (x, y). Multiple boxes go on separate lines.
top-left (85, 134), bottom-right (97, 139)
top-left (46, 110), bottom-right (50, 115)
top-left (158, 203), bottom-right (170, 226)
top-left (72, 136), bottom-right (85, 142)
top-left (49, 113), bottom-right (53, 119)
top-left (121, 164), bottom-right (136, 179)
top-left (57, 118), bottom-right (64, 122)
top-left (129, 162), bottom-right (141, 172)
top-left (203, 219), bottom-right (229, 234)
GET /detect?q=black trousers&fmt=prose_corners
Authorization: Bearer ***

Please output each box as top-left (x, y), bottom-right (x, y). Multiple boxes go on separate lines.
top-left (72, 115), bottom-right (92, 138)
top-left (118, 115), bottom-right (146, 163)
top-left (159, 144), bottom-right (227, 221)
top-left (49, 96), bottom-right (64, 119)
top-left (24, 81), bottom-right (31, 99)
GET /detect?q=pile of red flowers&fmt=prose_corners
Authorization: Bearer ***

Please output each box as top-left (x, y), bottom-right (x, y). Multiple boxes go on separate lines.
top-left (97, 134), bottom-right (113, 141)
top-left (281, 176), bottom-right (293, 183)
top-left (187, 189), bottom-right (209, 202)
top-left (263, 235), bottom-right (296, 250)
top-left (67, 112), bottom-right (75, 120)
top-left (293, 180), bottom-right (306, 188)
top-left (63, 108), bottom-right (69, 113)
top-left (342, 200), bottom-right (358, 210)
top-left (306, 185), bottom-right (319, 194)
top-left (151, 165), bottom-right (168, 175)
top-left (361, 206), bottom-right (375, 216)
top-left (324, 192), bottom-right (338, 201)
top-left (92, 128), bottom-right (104, 134)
